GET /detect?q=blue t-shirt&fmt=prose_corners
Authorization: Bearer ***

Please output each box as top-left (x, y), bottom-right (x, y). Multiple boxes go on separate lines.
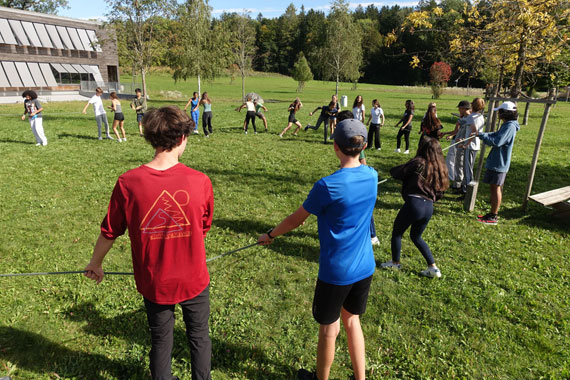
top-left (303, 165), bottom-right (378, 285)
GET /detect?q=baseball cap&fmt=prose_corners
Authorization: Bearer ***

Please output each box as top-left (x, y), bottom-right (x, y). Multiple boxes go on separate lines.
top-left (494, 101), bottom-right (517, 111)
top-left (457, 100), bottom-right (471, 109)
top-left (331, 119), bottom-right (367, 148)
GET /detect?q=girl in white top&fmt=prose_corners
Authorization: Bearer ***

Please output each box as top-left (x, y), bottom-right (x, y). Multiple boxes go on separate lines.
top-left (365, 99), bottom-right (384, 150)
top-left (236, 95), bottom-right (258, 134)
top-left (352, 95), bottom-right (365, 122)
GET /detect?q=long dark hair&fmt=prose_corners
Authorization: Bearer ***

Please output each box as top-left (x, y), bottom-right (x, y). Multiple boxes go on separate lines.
top-left (416, 137), bottom-right (449, 192)
top-left (421, 103), bottom-right (441, 133)
top-left (352, 95), bottom-right (363, 108)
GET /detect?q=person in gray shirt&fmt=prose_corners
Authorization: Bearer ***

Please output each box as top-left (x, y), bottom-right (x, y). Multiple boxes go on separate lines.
top-left (21, 90), bottom-right (47, 146)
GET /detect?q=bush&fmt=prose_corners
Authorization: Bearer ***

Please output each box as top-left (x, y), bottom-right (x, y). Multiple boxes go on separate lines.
top-left (429, 61), bottom-right (451, 99)
top-left (291, 53), bottom-right (313, 92)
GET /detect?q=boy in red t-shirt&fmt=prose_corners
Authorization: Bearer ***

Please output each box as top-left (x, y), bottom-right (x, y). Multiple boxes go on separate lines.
top-left (85, 106), bottom-right (213, 380)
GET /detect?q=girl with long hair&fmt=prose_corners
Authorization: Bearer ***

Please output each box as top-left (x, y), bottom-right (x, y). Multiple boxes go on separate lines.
top-left (236, 95), bottom-right (257, 134)
top-left (394, 99), bottom-right (414, 154)
top-left (279, 97), bottom-right (303, 137)
top-left (200, 92), bottom-right (213, 137)
top-left (184, 92), bottom-right (200, 134)
top-left (109, 91), bottom-right (126, 142)
top-left (365, 99), bottom-right (384, 150)
top-left (328, 94), bottom-right (340, 138)
top-left (419, 102), bottom-right (443, 144)
top-left (381, 137), bottom-right (449, 277)
top-left (352, 95), bottom-right (365, 122)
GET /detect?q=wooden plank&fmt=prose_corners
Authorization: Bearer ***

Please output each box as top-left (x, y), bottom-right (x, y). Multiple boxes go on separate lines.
top-left (489, 97), bottom-right (557, 105)
top-left (529, 186), bottom-right (570, 206)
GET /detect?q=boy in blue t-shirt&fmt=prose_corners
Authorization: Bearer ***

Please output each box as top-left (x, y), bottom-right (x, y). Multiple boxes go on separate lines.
top-left (258, 119), bottom-right (377, 380)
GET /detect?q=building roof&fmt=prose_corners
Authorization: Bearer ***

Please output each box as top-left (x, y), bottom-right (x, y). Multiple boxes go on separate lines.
top-left (0, 5), bottom-right (102, 27)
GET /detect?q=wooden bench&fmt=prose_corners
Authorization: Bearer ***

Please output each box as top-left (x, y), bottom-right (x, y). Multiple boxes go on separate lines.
top-left (529, 186), bottom-right (570, 218)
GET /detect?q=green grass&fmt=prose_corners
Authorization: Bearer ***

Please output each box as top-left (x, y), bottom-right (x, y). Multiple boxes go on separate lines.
top-left (0, 72), bottom-right (569, 380)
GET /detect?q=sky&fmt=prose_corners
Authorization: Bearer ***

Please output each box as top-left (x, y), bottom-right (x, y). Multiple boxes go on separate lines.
top-left (59, 0), bottom-right (419, 20)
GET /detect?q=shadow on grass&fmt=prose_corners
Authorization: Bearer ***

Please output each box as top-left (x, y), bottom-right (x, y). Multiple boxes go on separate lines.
top-left (0, 139), bottom-right (35, 145)
top-left (202, 167), bottom-right (315, 187)
top-left (214, 218), bottom-right (320, 263)
top-left (0, 326), bottom-right (147, 379)
top-left (58, 133), bottom-right (99, 140)
top-left (62, 302), bottom-right (295, 379)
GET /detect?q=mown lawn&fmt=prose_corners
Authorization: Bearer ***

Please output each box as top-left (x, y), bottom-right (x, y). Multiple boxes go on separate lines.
top-left (0, 73), bottom-right (569, 380)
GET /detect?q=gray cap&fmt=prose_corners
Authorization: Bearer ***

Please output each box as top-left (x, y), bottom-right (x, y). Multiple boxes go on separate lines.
top-left (457, 100), bottom-right (471, 109)
top-left (332, 119), bottom-right (367, 148)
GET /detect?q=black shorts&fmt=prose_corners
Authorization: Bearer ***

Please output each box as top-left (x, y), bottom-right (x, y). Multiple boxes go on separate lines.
top-left (137, 113), bottom-right (144, 123)
top-left (312, 275), bottom-right (373, 325)
top-left (114, 112), bottom-right (124, 121)
top-left (288, 113), bottom-right (297, 123)
top-left (483, 169), bottom-right (507, 186)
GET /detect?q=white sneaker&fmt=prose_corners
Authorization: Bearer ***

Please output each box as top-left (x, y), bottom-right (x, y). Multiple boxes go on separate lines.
top-left (123, 138), bottom-right (127, 142)
top-left (193, 130), bottom-right (199, 134)
top-left (371, 236), bottom-right (380, 246)
top-left (380, 261), bottom-right (401, 270)
top-left (244, 131), bottom-right (248, 135)
top-left (106, 135), bottom-right (114, 140)
top-left (421, 266), bottom-right (441, 278)
top-left (117, 138), bottom-right (123, 142)
top-left (376, 148), bottom-right (381, 151)
top-left (35, 143), bottom-right (41, 146)
top-left (98, 137), bottom-right (103, 140)
top-left (404, 150), bottom-right (410, 154)
top-left (394, 148), bottom-right (401, 153)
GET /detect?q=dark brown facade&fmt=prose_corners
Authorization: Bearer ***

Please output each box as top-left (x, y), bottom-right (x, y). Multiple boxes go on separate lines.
top-left (0, 6), bottom-right (119, 92)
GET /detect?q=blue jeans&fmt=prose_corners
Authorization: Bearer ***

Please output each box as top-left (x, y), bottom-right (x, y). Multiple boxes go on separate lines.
top-left (391, 196), bottom-right (435, 265)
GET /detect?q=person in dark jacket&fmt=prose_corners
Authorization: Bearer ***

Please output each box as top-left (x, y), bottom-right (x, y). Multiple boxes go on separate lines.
top-left (474, 101), bottom-right (520, 224)
top-left (380, 137), bottom-right (449, 278)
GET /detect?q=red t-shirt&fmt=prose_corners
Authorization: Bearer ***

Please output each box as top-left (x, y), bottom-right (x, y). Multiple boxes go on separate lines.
top-left (101, 163), bottom-right (213, 304)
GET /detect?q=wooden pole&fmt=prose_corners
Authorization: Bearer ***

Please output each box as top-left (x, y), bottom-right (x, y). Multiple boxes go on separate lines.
top-left (522, 100), bottom-right (554, 211)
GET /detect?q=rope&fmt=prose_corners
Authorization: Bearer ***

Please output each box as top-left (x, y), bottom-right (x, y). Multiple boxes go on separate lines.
top-left (0, 242), bottom-right (260, 278)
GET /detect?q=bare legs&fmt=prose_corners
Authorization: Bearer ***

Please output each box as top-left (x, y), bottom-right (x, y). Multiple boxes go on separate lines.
top-left (112, 120), bottom-right (126, 140)
top-left (490, 184), bottom-right (502, 214)
top-left (316, 308), bottom-right (365, 380)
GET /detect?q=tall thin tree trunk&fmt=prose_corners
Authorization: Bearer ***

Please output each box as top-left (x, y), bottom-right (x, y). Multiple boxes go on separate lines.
top-left (523, 102), bottom-right (530, 125)
top-left (241, 72), bottom-right (245, 101)
top-left (198, 74), bottom-right (201, 96)
top-left (511, 38), bottom-right (527, 98)
top-left (335, 73), bottom-right (339, 97)
top-left (142, 68), bottom-right (148, 100)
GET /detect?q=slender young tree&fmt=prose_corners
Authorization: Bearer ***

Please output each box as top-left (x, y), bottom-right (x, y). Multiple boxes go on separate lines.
top-left (316, 0), bottom-right (362, 95)
top-left (167, 0), bottom-right (229, 94)
top-left (105, 0), bottom-right (176, 99)
top-left (223, 12), bottom-right (257, 100)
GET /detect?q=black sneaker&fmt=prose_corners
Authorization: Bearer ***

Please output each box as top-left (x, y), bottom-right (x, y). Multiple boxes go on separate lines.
top-left (297, 368), bottom-right (317, 380)
top-left (477, 213), bottom-right (498, 225)
top-left (304, 125), bottom-right (310, 131)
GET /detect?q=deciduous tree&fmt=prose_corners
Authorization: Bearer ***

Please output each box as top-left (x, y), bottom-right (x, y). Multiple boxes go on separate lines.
top-left (0, 0), bottom-right (68, 14)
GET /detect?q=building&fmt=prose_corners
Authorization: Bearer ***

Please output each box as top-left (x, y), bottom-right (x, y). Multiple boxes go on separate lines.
top-left (0, 6), bottom-right (119, 97)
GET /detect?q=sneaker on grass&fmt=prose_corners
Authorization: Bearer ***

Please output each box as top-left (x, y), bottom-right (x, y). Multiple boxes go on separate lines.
top-left (477, 213), bottom-right (498, 225)
top-left (371, 236), bottom-right (380, 246)
top-left (380, 261), bottom-right (401, 270)
top-left (297, 369), bottom-right (317, 380)
top-left (420, 266), bottom-right (441, 278)
top-left (394, 148), bottom-right (401, 153)
top-left (403, 149), bottom-right (410, 154)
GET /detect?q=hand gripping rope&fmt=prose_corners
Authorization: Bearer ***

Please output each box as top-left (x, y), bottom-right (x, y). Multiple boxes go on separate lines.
top-left (0, 242), bottom-right (260, 278)
top-left (376, 135), bottom-right (477, 185)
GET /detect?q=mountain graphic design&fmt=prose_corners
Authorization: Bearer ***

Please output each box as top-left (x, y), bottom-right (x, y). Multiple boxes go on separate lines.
top-left (140, 190), bottom-right (191, 234)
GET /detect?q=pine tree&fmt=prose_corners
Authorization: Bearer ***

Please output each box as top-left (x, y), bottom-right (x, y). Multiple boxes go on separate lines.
top-left (291, 53), bottom-right (313, 92)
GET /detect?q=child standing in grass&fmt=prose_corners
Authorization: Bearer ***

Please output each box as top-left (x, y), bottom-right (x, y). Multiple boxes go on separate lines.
top-left (254, 100), bottom-right (269, 131)
top-left (82, 87), bottom-right (112, 140)
top-left (200, 92), bottom-right (213, 137)
top-left (475, 101), bottom-right (520, 225)
top-left (109, 92), bottom-right (126, 142)
top-left (259, 118), bottom-right (377, 380)
top-left (184, 92), bottom-right (200, 134)
top-left (380, 137), bottom-right (449, 278)
top-left (394, 99), bottom-right (414, 154)
top-left (21, 90), bottom-right (47, 146)
top-left (365, 99), bottom-right (384, 150)
top-left (84, 106), bottom-right (213, 380)
top-left (236, 95), bottom-right (257, 134)
top-left (130, 88), bottom-right (147, 136)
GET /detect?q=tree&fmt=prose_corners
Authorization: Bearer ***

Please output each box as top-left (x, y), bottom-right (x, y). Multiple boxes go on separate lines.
top-left (223, 12), bottom-right (257, 100)
top-left (167, 0), bottom-right (229, 95)
top-left (291, 52), bottom-right (313, 92)
top-left (429, 61), bottom-right (451, 98)
top-left (316, 0), bottom-right (362, 95)
top-left (0, 0), bottom-right (68, 13)
top-left (105, 0), bottom-right (176, 98)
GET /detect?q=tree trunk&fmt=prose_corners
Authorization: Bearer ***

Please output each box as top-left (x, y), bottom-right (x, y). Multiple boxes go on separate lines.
top-left (335, 73), bottom-right (339, 97)
top-left (523, 102), bottom-right (530, 125)
top-left (198, 74), bottom-right (201, 96)
top-left (241, 72), bottom-right (245, 101)
top-left (142, 68), bottom-right (148, 100)
top-left (510, 38), bottom-right (527, 98)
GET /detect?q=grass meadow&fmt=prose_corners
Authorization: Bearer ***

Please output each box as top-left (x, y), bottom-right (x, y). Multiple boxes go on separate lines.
top-left (0, 72), bottom-right (569, 380)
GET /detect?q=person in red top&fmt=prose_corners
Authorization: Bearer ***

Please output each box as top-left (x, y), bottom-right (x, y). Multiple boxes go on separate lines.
top-left (84, 106), bottom-right (213, 380)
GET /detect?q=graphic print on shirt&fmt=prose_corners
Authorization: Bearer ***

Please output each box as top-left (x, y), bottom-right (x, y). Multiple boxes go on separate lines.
top-left (140, 190), bottom-right (191, 239)
top-left (25, 101), bottom-right (38, 118)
